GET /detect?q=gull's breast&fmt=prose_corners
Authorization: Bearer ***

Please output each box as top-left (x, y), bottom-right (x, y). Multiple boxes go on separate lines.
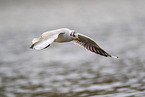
top-left (54, 33), bottom-right (72, 42)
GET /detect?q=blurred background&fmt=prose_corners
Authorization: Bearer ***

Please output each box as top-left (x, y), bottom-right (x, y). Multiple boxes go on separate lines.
top-left (0, 0), bottom-right (145, 97)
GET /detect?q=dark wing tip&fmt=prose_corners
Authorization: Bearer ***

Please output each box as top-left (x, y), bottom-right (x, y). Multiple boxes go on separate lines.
top-left (90, 45), bottom-right (119, 58)
top-left (88, 45), bottom-right (111, 57)
top-left (30, 44), bottom-right (35, 49)
top-left (43, 44), bottom-right (50, 49)
top-left (30, 44), bottom-right (50, 50)
top-left (74, 33), bottom-right (118, 58)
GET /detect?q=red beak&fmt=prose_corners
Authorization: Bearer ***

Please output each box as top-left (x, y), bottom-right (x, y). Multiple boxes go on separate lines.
top-left (77, 38), bottom-right (80, 41)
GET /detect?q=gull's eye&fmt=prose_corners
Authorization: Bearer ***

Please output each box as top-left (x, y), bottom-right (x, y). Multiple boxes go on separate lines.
top-left (70, 32), bottom-right (76, 37)
top-left (73, 32), bottom-right (76, 37)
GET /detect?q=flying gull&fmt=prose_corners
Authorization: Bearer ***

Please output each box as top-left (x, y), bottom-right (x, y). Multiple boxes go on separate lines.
top-left (30, 28), bottom-right (118, 58)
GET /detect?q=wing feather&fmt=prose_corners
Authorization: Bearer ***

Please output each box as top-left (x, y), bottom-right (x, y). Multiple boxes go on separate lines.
top-left (73, 33), bottom-right (113, 57)
top-left (30, 31), bottom-right (64, 50)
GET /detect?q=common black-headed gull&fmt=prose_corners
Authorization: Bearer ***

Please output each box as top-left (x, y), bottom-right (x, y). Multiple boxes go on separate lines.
top-left (30, 28), bottom-right (118, 58)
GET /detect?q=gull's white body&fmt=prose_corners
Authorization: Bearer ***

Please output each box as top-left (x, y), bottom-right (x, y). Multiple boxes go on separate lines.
top-left (31, 28), bottom-right (73, 50)
top-left (30, 28), bottom-right (118, 58)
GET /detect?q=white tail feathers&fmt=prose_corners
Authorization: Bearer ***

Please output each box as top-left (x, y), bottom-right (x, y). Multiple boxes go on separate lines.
top-left (32, 38), bottom-right (39, 44)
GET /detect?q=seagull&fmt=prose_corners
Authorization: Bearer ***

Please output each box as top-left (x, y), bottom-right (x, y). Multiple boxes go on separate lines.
top-left (30, 28), bottom-right (118, 58)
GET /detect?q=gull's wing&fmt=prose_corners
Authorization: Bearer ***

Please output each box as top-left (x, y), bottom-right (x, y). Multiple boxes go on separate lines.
top-left (30, 31), bottom-right (64, 50)
top-left (73, 33), bottom-right (118, 58)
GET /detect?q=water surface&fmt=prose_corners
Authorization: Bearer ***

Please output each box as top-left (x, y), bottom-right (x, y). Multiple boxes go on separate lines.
top-left (0, 0), bottom-right (145, 97)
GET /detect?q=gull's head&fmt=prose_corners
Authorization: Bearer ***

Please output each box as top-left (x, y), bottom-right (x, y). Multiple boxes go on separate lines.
top-left (70, 30), bottom-right (80, 41)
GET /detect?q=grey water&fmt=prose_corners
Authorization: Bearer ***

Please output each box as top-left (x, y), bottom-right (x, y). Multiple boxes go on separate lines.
top-left (0, 0), bottom-right (145, 97)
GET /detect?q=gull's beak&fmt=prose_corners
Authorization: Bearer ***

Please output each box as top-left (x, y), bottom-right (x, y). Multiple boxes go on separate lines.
top-left (76, 38), bottom-right (80, 41)
top-left (75, 33), bottom-right (80, 41)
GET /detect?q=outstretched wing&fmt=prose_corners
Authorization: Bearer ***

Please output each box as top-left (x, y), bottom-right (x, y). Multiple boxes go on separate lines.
top-left (73, 33), bottom-right (118, 58)
top-left (30, 31), bottom-right (64, 50)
